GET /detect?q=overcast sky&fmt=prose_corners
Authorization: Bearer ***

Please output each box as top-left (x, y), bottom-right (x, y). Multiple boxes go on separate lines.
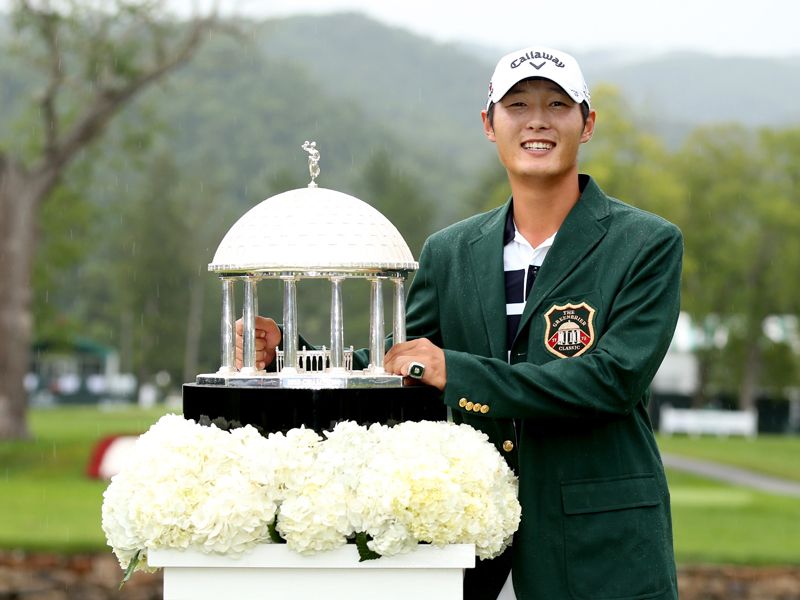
top-left (217, 0), bottom-right (800, 58)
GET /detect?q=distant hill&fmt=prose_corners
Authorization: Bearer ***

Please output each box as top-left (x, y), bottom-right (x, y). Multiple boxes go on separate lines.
top-left (254, 14), bottom-right (800, 157)
top-left (591, 51), bottom-right (800, 128)
top-left (3, 11), bottom-right (800, 222)
top-left (255, 13), bottom-right (495, 210)
top-left (457, 43), bottom-right (800, 135)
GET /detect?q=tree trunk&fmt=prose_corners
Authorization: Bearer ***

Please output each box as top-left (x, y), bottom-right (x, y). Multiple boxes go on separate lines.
top-left (691, 352), bottom-right (712, 408)
top-left (0, 161), bottom-right (43, 439)
top-left (0, 7), bottom-right (216, 440)
top-left (738, 337), bottom-right (762, 413)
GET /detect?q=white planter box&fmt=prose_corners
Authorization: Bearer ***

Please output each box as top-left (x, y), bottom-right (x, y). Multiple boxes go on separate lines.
top-left (148, 543), bottom-right (475, 600)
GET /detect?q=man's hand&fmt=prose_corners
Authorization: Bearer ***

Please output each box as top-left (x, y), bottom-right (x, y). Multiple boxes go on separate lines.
top-left (235, 316), bottom-right (282, 370)
top-left (384, 338), bottom-right (447, 391)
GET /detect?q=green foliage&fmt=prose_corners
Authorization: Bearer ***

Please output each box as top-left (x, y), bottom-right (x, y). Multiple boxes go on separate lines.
top-left (464, 161), bottom-right (511, 217)
top-left (355, 531), bottom-right (381, 562)
top-left (76, 149), bottom-right (231, 383)
top-left (267, 517), bottom-right (286, 544)
top-left (582, 85), bottom-right (687, 220)
top-left (257, 13), bottom-right (493, 205)
top-left (672, 125), bottom-right (800, 400)
top-left (356, 149), bottom-right (433, 258)
top-left (33, 166), bottom-right (97, 345)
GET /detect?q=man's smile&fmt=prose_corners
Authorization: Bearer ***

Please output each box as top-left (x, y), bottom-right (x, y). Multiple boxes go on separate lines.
top-left (522, 140), bottom-right (555, 151)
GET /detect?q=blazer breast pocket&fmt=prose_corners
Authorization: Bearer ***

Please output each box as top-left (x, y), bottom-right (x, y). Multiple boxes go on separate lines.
top-left (561, 473), bottom-right (673, 600)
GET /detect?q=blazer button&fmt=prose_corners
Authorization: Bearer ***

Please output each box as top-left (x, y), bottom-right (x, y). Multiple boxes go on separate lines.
top-left (465, 401), bottom-right (474, 411)
top-left (480, 405), bottom-right (490, 414)
top-left (502, 440), bottom-right (514, 452)
top-left (472, 403), bottom-right (482, 413)
top-left (458, 398), bottom-right (468, 408)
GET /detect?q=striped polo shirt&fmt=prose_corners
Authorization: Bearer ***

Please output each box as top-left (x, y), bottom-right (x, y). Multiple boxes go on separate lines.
top-left (503, 207), bottom-right (556, 357)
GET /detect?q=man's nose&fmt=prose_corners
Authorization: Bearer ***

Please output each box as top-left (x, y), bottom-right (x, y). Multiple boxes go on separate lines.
top-left (525, 108), bottom-right (549, 130)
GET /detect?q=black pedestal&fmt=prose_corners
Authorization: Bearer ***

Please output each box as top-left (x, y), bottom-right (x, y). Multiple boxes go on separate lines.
top-left (182, 383), bottom-right (446, 434)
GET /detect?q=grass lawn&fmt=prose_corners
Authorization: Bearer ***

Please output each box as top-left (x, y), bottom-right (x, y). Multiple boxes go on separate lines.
top-left (0, 405), bottom-right (171, 552)
top-left (2, 406), bottom-right (800, 565)
top-left (657, 433), bottom-right (800, 482)
top-left (666, 468), bottom-right (800, 565)
top-left (657, 433), bottom-right (800, 565)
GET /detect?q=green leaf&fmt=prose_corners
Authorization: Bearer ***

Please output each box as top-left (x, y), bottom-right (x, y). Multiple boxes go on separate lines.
top-left (120, 549), bottom-right (142, 589)
top-left (355, 532), bottom-right (381, 562)
top-left (268, 516), bottom-right (286, 544)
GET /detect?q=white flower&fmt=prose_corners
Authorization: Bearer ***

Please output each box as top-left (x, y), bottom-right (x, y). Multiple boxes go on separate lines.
top-left (101, 414), bottom-right (283, 573)
top-left (102, 414), bottom-right (521, 576)
top-left (276, 421), bottom-right (383, 554)
top-left (356, 421), bottom-right (521, 559)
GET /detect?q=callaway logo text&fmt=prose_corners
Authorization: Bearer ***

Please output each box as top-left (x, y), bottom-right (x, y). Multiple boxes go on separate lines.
top-left (509, 51), bottom-right (565, 70)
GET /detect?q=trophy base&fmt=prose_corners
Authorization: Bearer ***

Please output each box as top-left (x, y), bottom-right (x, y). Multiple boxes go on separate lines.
top-left (195, 371), bottom-right (403, 389)
top-left (182, 383), bottom-right (446, 434)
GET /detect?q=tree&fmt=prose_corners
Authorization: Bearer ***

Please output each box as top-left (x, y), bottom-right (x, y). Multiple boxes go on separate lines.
top-left (86, 149), bottom-right (237, 386)
top-left (0, 0), bottom-right (220, 440)
top-left (580, 85), bottom-right (686, 222)
top-left (674, 125), bottom-right (800, 409)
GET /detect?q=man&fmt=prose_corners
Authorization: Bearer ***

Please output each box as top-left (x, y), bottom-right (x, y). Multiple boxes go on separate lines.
top-left (240, 46), bottom-right (681, 600)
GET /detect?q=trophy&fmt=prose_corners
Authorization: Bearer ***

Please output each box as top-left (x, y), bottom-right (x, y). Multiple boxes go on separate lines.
top-left (183, 142), bottom-right (443, 431)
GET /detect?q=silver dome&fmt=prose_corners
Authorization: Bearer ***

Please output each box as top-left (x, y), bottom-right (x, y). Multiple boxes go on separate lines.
top-left (209, 187), bottom-right (418, 274)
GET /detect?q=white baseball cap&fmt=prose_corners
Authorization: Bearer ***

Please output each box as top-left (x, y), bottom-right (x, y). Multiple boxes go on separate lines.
top-left (486, 46), bottom-right (591, 109)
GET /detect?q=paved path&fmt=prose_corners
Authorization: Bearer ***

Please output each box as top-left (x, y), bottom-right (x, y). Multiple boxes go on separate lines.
top-left (662, 452), bottom-right (800, 498)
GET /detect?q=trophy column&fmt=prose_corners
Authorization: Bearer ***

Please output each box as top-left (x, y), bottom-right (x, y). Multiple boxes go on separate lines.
top-left (282, 275), bottom-right (299, 373)
top-left (392, 277), bottom-right (406, 345)
top-left (368, 277), bottom-right (384, 373)
top-left (240, 276), bottom-right (260, 374)
top-left (218, 278), bottom-right (236, 373)
top-left (330, 276), bottom-right (345, 372)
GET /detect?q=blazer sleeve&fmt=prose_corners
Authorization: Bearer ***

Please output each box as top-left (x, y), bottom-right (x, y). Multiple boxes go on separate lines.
top-left (403, 239), bottom-right (445, 347)
top-left (443, 222), bottom-right (683, 420)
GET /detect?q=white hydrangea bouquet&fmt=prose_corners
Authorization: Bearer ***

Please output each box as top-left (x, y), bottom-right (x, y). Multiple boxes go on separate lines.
top-left (102, 414), bottom-right (521, 583)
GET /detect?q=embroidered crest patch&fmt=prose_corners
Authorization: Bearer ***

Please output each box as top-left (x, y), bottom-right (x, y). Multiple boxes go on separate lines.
top-left (544, 302), bottom-right (596, 358)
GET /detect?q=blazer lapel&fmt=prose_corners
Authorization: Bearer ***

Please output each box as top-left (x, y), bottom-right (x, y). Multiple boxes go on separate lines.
top-left (467, 201), bottom-right (511, 361)
top-left (514, 178), bottom-right (611, 341)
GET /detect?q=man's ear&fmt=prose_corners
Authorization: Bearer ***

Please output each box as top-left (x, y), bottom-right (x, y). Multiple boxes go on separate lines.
top-left (481, 110), bottom-right (496, 142)
top-left (580, 109), bottom-right (597, 144)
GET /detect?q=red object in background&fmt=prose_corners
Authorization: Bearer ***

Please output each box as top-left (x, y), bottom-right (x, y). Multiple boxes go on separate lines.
top-left (86, 434), bottom-right (141, 480)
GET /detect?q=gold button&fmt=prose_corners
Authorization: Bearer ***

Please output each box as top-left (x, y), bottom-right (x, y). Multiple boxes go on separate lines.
top-left (502, 440), bottom-right (514, 452)
top-left (458, 398), bottom-right (468, 408)
top-left (472, 403), bottom-right (482, 413)
top-left (480, 405), bottom-right (490, 414)
top-left (465, 401), bottom-right (474, 411)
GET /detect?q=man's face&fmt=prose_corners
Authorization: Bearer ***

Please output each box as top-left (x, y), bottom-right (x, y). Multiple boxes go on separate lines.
top-left (481, 79), bottom-right (595, 184)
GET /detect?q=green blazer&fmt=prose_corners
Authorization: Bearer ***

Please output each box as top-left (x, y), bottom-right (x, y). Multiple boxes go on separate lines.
top-left (404, 176), bottom-right (681, 600)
